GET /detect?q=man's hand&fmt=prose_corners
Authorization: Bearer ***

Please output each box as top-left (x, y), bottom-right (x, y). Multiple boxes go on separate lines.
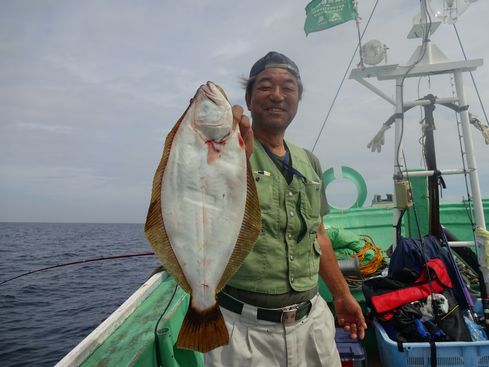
top-left (232, 105), bottom-right (253, 158)
top-left (334, 294), bottom-right (367, 340)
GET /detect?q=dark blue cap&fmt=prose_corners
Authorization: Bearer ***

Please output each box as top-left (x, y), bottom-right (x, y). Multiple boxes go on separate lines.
top-left (249, 51), bottom-right (301, 80)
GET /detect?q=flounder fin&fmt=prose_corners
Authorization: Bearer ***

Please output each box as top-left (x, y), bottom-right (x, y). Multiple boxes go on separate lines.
top-left (145, 102), bottom-right (195, 294)
top-left (217, 159), bottom-right (261, 291)
top-left (176, 301), bottom-right (229, 353)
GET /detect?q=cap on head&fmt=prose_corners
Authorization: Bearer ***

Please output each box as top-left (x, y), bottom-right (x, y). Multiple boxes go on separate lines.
top-left (249, 51), bottom-right (301, 80)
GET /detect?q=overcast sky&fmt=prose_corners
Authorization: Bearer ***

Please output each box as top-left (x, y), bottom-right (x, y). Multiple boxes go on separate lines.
top-left (1, 0), bottom-right (488, 223)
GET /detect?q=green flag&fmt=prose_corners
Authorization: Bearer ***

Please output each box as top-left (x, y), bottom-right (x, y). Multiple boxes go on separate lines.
top-left (304, 0), bottom-right (357, 35)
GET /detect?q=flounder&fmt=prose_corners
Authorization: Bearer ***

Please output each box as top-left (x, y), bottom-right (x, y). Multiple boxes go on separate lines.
top-left (145, 81), bottom-right (261, 353)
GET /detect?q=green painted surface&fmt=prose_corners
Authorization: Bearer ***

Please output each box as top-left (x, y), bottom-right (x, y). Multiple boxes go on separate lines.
top-left (324, 205), bottom-right (397, 249)
top-left (404, 175), bottom-right (429, 238)
top-left (320, 198), bottom-right (489, 303)
top-left (81, 275), bottom-right (203, 367)
top-left (440, 199), bottom-right (489, 240)
top-left (79, 197), bottom-right (488, 366)
top-left (325, 199), bottom-right (489, 250)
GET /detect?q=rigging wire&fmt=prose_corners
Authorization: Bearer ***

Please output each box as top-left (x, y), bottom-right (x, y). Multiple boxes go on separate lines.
top-left (398, 20), bottom-right (478, 311)
top-left (394, 0), bottom-right (432, 175)
top-left (452, 23), bottom-right (489, 125)
top-left (392, 0), bottom-right (439, 306)
top-left (417, 77), bottom-right (428, 168)
top-left (448, 8), bottom-right (489, 319)
top-left (311, 0), bottom-right (381, 152)
top-left (411, 8), bottom-right (481, 238)
top-left (0, 252), bottom-right (156, 286)
top-left (398, 146), bottom-right (441, 307)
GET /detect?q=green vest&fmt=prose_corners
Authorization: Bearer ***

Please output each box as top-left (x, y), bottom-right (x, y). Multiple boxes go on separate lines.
top-left (228, 139), bottom-right (323, 293)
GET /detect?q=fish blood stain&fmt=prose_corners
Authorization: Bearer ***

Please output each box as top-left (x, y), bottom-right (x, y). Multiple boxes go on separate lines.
top-left (238, 134), bottom-right (244, 148)
top-left (206, 140), bottom-right (224, 164)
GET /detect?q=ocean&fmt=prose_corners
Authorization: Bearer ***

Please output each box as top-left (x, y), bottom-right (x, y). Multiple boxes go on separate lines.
top-left (0, 222), bottom-right (161, 367)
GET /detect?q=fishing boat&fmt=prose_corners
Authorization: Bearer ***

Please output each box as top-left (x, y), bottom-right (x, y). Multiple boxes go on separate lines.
top-left (55, 1), bottom-right (489, 366)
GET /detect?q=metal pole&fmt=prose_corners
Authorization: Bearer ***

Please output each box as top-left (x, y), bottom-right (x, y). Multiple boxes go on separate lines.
top-left (454, 70), bottom-right (489, 330)
top-left (355, 78), bottom-right (396, 106)
top-left (453, 71), bottom-right (486, 230)
top-left (392, 77), bottom-right (404, 249)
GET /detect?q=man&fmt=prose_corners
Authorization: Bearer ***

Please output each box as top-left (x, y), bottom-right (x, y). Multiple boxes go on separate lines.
top-left (205, 51), bottom-right (366, 367)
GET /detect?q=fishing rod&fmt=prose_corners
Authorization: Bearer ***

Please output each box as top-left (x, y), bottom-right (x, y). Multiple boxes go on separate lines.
top-left (0, 252), bottom-right (156, 286)
top-left (421, 95), bottom-right (475, 309)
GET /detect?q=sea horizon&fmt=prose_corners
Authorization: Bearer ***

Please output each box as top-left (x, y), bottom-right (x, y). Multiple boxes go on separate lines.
top-left (0, 222), bottom-right (160, 367)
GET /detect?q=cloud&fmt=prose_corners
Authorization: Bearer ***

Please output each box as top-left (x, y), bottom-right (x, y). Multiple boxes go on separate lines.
top-left (0, 0), bottom-right (487, 222)
top-left (13, 122), bottom-right (75, 134)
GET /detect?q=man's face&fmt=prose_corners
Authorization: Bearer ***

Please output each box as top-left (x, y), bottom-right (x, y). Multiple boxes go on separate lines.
top-left (246, 68), bottom-right (300, 134)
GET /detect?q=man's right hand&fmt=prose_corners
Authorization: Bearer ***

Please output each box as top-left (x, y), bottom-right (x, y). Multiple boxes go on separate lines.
top-left (232, 105), bottom-right (253, 159)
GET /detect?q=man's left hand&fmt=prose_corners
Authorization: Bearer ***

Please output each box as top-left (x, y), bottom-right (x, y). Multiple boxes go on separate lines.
top-left (334, 294), bottom-right (367, 340)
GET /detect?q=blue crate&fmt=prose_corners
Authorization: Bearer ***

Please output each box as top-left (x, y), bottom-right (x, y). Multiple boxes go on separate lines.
top-left (336, 328), bottom-right (367, 367)
top-left (374, 319), bottom-right (489, 367)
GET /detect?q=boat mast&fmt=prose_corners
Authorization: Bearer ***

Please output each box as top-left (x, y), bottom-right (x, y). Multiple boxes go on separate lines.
top-left (349, 0), bottom-right (489, 320)
top-left (349, 0), bottom-right (486, 246)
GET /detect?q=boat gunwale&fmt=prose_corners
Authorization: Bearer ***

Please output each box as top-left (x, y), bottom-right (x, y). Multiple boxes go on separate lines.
top-left (55, 271), bottom-right (167, 367)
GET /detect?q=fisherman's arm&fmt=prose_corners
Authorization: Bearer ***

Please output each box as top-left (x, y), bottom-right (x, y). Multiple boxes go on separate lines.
top-left (232, 105), bottom-right (253, 158)
top-left (317, 223), bottom-right (367, 339)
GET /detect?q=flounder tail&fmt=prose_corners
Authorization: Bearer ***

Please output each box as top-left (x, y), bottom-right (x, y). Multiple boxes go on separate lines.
top-left (176, 301), bottom-right (229, 353)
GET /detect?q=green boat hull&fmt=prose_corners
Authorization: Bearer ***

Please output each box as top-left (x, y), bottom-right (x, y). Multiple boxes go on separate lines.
top-left (57, 198), bottom-right (488, 366)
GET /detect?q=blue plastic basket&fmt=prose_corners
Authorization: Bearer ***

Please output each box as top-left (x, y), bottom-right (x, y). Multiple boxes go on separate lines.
top-left (374, 319), bottom-right (489, 367)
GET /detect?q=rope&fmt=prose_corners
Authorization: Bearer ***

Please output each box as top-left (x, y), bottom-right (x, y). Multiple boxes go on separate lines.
top-left (452, 24), bottom-right (489, 125)
top-left (356, 235), bottom-right (385, 276)
top-left (354, 0), bottom-right (365, 69)
top-left (342, 234), bottom-right (386, 290)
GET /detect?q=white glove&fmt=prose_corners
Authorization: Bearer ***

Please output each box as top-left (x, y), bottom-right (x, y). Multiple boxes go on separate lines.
top-left (470, 113), bottom-right (489, 145)
top-left (367, 124), bottom-right (390, 152)
top-left (480, 124), bottom-right (489, 145)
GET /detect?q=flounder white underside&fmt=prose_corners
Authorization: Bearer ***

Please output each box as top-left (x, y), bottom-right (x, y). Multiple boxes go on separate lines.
top-left (161, 119), bottom-right (246, 311)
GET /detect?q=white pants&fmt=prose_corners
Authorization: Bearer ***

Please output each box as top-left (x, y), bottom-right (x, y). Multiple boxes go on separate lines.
top-left (205, 294), bottom-right (341, 367)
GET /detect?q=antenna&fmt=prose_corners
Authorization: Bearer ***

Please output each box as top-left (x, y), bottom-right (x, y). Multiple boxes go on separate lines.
top-left (407, 0), bottom-right (477, 65)
top-left (428, 0), bottom-right (478, 24)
